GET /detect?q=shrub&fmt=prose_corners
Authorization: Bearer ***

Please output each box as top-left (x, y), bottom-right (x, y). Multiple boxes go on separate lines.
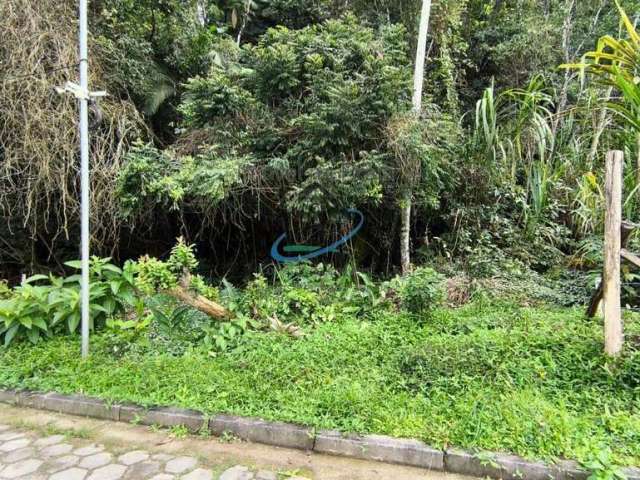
top-left (0, 258), bottom-right (137, 346)
top-left (393, 267), bottom-right (445, 317)
top-left (0, 281), bottom-right (10, 299)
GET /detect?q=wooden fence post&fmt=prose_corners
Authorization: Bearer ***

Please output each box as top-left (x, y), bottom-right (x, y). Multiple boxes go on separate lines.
top-left (603, 150), bottom-right (624, 357)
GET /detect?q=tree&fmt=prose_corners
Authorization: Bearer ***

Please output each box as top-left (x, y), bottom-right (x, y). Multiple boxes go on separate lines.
top-left (400, 0), bottom-right (432, 275)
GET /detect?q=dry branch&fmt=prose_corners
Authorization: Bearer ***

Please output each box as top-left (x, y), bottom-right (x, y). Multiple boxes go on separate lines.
top-left (167, 287), bottom-right (230, 320)
top-left (0, 0), bottom-right (144, 267)
top-left (166, 271), bottom-right (230, 320)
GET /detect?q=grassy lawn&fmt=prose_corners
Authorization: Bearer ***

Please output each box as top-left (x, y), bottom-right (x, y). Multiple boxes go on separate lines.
top-left (1, 301), bottom-right (639, 467)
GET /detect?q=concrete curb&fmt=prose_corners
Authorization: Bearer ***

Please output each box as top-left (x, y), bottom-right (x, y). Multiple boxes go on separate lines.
top-left (209, 414), bottom-right (314, 450)
top-left (1, 389), bottom-right (638, 480)
top-left (315, 430), bottom-right (444, 470)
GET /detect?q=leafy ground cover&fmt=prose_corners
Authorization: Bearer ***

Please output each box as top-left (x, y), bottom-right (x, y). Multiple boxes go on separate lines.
top-left (1, 299), bottom-right (639, 467)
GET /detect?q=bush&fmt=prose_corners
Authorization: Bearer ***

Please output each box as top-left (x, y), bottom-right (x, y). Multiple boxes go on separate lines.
top-left (0, 258), bottom-right (136, 346)
top-left (225, 263), bottom-right (388, 332)
top-left (0, 281), bottom-right (10, 299)
top-left (393, 267), bottom-right (445, 317)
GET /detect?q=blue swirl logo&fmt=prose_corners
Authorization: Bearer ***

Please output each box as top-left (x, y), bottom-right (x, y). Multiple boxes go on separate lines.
top-left (270, 208), bottom-right (364, 263)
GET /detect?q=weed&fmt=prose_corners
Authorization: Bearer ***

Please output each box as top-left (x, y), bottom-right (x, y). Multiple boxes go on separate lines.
top-left (169, 424), bottom-right (189, 439)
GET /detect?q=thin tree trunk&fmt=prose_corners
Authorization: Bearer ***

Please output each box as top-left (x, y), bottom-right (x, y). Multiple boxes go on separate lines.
top-left (400, 191), bottom-right (412, 274)
top-left (552, 0), bottom-right (575, 137)
top-left (401, 0), bottom-right (432, 275)
top-left (236, 0), bottom-right (251, 46)
top-left (411, 0), bottom-right (431, 112)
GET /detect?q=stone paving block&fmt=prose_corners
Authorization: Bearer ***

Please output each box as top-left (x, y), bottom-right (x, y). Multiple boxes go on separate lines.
top-left (1, 447), bottom-right (35, 464)
top-left (181, 468), bottom-right (213, 480)
top-left (45, 454), bottom-right (80, 474)
top-left (40, 443), bottom-right (73, 457)
top-left (34, 435), bottom-right (65, 448)
top-left (87, 464), bottom-right (127, 480)
top-left (0, 458), bottom-right (42, 478)
top-left (118, 450), bottom-right (149, 465)
top-left (74, 444), bottom-right (104, 456)
top-left (50, 467), bottom-right (88, 480)
top-left (219, 465), bottom-right (254, 480)
top-left (0, 425), bottom-right (9, 432)
top-left (314, 430), bottom-right (444, 471)
top-left (139, 407), bottom-right (205, 433)
top-left (123, 460), bottom-right (160, 479)
top-left (0, 438), bottom-right (30, 453)
top-left (41, 394), bottom-right (119, 421)
top-left (165, 456), bottom-right (198, 474)
top-left (0, 432), bottom-right (24, 442)
top-left (149, 475), bottom-right (175, 480)
top-left (209, 415), bottom-right (314, 451)
top-left (79, 452), bottom-right (113, 469)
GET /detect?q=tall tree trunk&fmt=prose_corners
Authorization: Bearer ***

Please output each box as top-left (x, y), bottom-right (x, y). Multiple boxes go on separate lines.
top-left (401, 0), bottom-right (432, 275)
top-left (400, 191), bottom-right (412, 274)
top-left (552, 0), bottom-right (575, 138)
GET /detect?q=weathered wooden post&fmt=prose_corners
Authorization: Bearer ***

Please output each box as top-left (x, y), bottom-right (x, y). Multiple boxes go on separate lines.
top-left (603, 150), bottom-right (624, 356)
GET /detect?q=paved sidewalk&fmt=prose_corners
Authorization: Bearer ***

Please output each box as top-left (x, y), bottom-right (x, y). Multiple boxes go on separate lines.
top-left (0, 422), bottom-right (298, 480)
top-left (0, 405), bottom-right (472, 480)
top-left (0, 423), bottom-right (289, 480)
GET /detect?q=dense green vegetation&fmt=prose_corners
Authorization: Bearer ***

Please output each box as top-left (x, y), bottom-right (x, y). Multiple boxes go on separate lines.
top-left (2, 0), bottom-right (640, 471)
top-left (2, 0), bottom-right (640, 280)
top-left (1, 295), bottom-right (639, 466)
top-left (1, 248), bottom-right (639, 465)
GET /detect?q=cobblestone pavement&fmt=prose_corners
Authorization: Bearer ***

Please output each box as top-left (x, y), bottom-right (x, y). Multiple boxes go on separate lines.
top-left (0, 423), bottom-right (306, 480)
top-left (0, 405), bottom-right (470, 480)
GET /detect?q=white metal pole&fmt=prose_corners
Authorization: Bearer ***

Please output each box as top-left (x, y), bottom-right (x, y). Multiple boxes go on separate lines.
top-left (79, 0), bottom-right (91, 359)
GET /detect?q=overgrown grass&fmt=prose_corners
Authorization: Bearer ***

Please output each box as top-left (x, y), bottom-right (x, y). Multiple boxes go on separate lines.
top-left (1, 301), bottom-right (639, 466)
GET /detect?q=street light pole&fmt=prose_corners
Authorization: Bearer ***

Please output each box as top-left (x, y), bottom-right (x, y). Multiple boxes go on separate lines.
top-left (78, 0), bottom-right (91, 359)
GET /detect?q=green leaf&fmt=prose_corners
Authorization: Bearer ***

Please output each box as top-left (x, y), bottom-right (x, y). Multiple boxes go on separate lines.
top-left (4, 324), bottom-right (19, 346)
top-left (103, 297), bottom-right (116, 314)
top-left (64, 260), bottom-right (82, 270)
top-left (52, 310), bottom-right (67, 327)
top-left (26, 328), bottom-right (41, 344)
top-left (24, 274), bottom-right (48, 284)
top-left (92, 304), bottom-right (109, 314)
top-left (110, 280), bottom-right (121, 295)
top-left (68, 312), bottom-right (81, 333)
top-left (31, 317), bottom-right (48, 331)
top-left (102, 264), bottom-right (123, 275)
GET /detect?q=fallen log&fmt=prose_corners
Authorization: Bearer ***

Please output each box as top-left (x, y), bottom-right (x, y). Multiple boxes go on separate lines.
top-left (162, 270), bottom-right (230, 320)
top-left (167, 286), bottom-right (230, 320)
